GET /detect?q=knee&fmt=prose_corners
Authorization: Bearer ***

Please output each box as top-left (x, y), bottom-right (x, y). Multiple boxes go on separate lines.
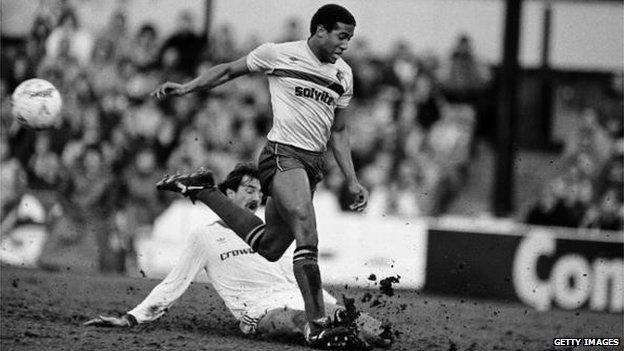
top-left (258, 246), bottom-right (285, 262)
top-left (256, 308), bottom-right (301, 337)
top-left (288, 207), bottom-right (317, 239)
top-left (263, 252), bottom-right (282, 262)
top-left (288, 204), bottom-right (314, 225)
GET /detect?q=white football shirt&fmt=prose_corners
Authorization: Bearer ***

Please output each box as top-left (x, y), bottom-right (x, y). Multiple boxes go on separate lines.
top-left (128, 220), bottom-right (336, 323)
top-left (247, 40), bottom-right (353, 152)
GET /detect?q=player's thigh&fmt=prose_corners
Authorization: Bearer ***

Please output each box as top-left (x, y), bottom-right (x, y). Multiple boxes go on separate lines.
top-left (258, 197), bottom-right (295, 258)
top-left (256, 307), bottom-right (306, 337)
top-left (271, 168), bottom-right (315, 228)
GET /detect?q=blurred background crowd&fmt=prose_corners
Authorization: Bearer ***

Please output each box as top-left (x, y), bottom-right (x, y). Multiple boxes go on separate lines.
top-left (1, 1), bottom-right (622, 272)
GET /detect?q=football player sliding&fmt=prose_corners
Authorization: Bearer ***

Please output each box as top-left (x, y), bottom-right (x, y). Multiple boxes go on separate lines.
top-left (84, 164), bottom-right (391, 350)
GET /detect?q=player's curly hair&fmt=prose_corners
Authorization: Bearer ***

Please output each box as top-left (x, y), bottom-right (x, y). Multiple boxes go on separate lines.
top-left (218, 163), bottom-right (259, 194)
top-left (309, 4), bottom-right (356, 35)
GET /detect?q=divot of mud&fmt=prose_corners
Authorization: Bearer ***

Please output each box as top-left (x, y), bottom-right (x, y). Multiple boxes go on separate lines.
top-left (379, 275), bottom-right (400, 297)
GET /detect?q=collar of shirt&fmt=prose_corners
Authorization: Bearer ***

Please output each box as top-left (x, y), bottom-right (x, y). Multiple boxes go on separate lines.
top-left (304, 40), bottom-right (327, 67)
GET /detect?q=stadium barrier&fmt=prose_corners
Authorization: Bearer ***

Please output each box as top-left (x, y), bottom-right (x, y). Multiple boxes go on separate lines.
top-left (314, 192), bottom-right (427, 290)
top-left (425, 217), bottom-right (623, 313)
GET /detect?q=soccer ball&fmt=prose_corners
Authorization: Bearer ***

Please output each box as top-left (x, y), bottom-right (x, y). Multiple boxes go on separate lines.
top-left (11, 78), bottom-right (63, 130)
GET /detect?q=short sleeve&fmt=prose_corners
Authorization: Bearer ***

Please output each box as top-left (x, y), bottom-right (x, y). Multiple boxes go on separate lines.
top-left (246, 43), bottom-right (278, 73)
top-left (336, 68), bottom-right (353, 109)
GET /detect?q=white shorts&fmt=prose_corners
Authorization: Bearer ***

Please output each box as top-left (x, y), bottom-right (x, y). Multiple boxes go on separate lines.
top-left (239, 288), bottom-right (337, 335)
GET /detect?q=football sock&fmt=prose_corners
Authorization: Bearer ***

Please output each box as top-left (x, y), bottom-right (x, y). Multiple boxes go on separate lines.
top-left (293, 246), bottom-right (325, 324)
top-left (195, 188), bottom-right (265, 250)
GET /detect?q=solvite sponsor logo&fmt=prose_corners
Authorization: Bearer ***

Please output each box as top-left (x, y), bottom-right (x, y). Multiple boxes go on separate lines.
top-left (294, 86), bottom-right (335, 106)
top-left (512, 229), bottom-right (623, 312)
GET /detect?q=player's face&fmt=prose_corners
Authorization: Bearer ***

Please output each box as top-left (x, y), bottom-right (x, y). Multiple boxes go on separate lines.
top-left (321, 22), bottom-right (354, 63)
top-left (231, 176), bottom-right (262, 213)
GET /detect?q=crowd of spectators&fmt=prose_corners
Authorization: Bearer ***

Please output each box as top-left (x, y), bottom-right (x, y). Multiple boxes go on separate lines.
top-left (525, 100), bottom-right (624, 231)
top-left (1, 4), bottom-right (619, 271)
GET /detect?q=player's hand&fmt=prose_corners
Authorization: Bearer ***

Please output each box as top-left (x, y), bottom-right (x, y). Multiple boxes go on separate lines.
top-left (347, 181), bottom-right (369, 212)
top-left (151, 82), bottom-right (186, 100)
top-left (83, 315), bottom-right (132, 327)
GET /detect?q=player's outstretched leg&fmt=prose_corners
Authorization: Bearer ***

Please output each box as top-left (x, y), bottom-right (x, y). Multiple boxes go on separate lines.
top-left (156, 168), bottom-right (267, 251)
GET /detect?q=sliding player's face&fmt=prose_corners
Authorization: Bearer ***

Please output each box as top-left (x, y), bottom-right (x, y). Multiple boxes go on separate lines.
top-left (321, 22), bottom-right (354, 63)
top-left (229, 175), bottom-right (262, 213)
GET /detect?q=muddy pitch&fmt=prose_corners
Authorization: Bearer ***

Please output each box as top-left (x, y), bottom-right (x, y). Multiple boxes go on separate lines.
top-left (1, 267), bottom-right (622, 350)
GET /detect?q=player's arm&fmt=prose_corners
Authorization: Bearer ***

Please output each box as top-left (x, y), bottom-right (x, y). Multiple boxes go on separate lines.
top-left (84, 265), bottom-right (202, 328)
top-left (328, 109), bottom-right (369, 211)
top-left (152, 56), bottom-right (250, 99)
top-left (83, 314), bottom-right (137, 327)
top-left (84, 228), bottom-right (210, 327)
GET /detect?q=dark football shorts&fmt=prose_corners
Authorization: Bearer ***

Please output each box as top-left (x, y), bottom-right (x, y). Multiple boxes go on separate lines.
top-left (257, 140), bottom-right (326, 197)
